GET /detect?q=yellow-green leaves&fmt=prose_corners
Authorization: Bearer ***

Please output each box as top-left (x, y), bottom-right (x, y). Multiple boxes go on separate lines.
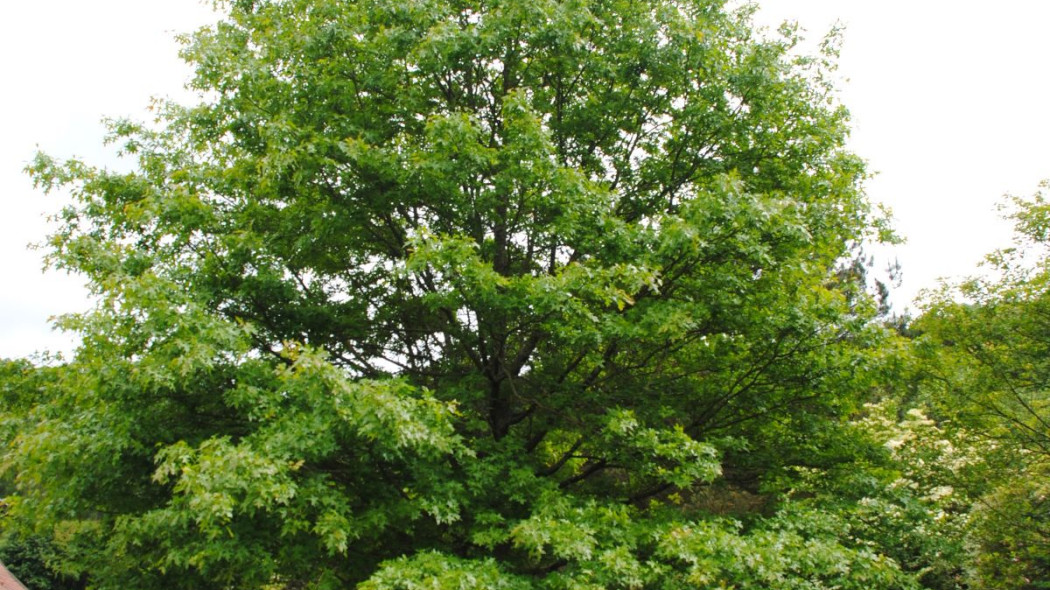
top-left (601, 409), bottom-right (721, 490)
top-left (154, 438), bottom-right (297, 538)
top-left (362, 551), bottom-right (532, 590)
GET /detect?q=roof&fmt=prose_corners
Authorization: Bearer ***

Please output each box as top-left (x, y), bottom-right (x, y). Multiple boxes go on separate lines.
top-left (0, 562), bottom-right (27, 590)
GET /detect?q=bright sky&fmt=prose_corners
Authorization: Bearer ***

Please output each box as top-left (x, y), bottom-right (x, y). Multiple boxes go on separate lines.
top-left (2, 1), bottom-right (1049, 359)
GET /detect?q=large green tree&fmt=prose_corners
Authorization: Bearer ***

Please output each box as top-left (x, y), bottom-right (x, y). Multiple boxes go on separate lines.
top-left (5, 0), bottom-right (910, 587)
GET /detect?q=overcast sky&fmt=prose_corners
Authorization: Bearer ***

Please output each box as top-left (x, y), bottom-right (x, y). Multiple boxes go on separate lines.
top-left (3, 1), bottom-right (1049, 359)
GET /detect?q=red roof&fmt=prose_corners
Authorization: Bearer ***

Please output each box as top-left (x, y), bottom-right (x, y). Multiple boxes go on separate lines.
top-left (0, 562), bottom-right (27, 590)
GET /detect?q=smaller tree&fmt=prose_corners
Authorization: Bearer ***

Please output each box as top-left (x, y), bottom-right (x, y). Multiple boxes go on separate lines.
top-left (916, 185), bottom-right (1050, 588)
top-left (918, 187), bottom-right (1050, 456)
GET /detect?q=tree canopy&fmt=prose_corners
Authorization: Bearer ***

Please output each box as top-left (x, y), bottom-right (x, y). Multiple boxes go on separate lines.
top-left (0, 0), bottom-right (933, 588)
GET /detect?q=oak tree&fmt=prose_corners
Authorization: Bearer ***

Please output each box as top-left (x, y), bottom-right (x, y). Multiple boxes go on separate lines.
top-left (6, 0), bottom-right (909, 587)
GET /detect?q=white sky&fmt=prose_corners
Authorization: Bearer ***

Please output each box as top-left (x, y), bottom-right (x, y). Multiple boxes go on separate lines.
top-left (2, 1), bottom-right (1049, 358)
